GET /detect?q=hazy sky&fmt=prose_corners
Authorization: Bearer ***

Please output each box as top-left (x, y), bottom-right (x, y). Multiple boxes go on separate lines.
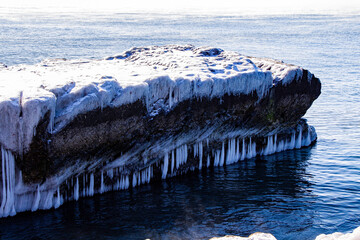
top-left (2, 0), bottom-right (360, 14)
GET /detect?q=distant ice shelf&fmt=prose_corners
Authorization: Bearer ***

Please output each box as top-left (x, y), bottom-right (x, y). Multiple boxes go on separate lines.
top-left (0, 45), bottom-right (321, 217)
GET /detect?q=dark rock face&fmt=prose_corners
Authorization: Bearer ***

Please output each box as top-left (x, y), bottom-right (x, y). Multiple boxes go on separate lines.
top-left (255, 69), bottom-right (321, 125)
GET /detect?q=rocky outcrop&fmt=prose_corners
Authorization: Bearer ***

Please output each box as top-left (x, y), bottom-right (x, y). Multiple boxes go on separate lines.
top-left (0, 45), bottom-right (321, 217)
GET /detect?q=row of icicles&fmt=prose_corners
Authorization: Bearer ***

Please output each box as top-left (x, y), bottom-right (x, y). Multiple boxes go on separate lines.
top-left (0, 127), bottom-right (311, 218)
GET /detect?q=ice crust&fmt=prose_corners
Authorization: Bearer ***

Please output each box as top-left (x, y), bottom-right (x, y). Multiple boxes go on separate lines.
top-left (0, 45), bottom-right (306, 154)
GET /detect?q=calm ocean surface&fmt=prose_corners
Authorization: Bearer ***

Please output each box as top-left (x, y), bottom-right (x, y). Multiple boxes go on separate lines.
top-left (0, 11), bottom-right (359, 240)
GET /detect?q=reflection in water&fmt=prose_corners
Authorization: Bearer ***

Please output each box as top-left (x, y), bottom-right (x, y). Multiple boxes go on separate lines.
top-left (0, 147), bottom-right (317, 240)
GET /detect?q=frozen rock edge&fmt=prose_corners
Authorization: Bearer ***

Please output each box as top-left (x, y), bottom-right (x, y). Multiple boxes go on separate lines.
top-left (0, 45), bottom-right (321, 217)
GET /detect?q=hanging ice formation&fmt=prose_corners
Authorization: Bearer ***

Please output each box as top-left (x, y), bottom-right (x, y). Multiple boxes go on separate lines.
top-left (0, 147), bottom-right (16, 217)
top-left (0, 45), bottom-right (321, 217)
top-left (0, 124), bottom-right (314, 217)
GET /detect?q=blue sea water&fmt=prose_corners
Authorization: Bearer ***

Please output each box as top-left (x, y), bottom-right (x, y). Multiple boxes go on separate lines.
top-left (0, 11), bottom-right (359, 240)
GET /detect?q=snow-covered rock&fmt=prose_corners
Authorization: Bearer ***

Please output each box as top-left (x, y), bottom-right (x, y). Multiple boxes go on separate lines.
top-left (0, 45), bottom-right (321, 217)
top-left (315, 226), bottom-right (360, 240)
top-left (209, 226), bottom-right (360, 240)
top-left (210, 232), bottom-right (277, 240)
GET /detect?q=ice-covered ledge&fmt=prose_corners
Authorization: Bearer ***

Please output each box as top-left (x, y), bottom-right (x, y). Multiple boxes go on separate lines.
top-left (0, 45), bottom-right (312, 153)
top-left (0, 45), bottom-right (321, 217)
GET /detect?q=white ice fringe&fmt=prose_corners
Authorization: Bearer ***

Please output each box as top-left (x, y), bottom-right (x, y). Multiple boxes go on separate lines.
top-left (0, 147), bottom-right (16, 217)
top-left (0, 126), bottom-right (313, 218)
top-left (162, 154), bottom-right (169, 179)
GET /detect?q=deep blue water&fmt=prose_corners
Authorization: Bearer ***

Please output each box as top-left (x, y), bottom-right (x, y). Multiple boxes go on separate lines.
top-left (0, 11), bottom-right (359, 240)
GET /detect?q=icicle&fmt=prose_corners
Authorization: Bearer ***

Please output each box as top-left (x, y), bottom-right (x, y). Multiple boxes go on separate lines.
top-left (100, 171), bottom-right (105, 193)
top-left (176, 147), bottom-right (180, 169)
top-left (304, 127), bottom-right (311, 146)
top-left (247, 138), bottom-right (252, 158)
top-left (193, 143), bottom-right (198, 158)
top-left (226, 139), bottom-right (231, 164)
top-left (0, 147), bottom-right (16, 217)
top-left (74, 177), bottom-right (79, 200)
top-left (265, 135), bottom-right (277, 155)
top-left (214, 150), bottom-right (220, 166)
top-left (199, 153), bottom-right (203, 170)
top-left (89, 173), bottom-right (94, 196)
top-left (277, 140), bottom-right (285, 152)
top-left (171, 150), bottom-right (175, 174)
top-left (121, 176), bottom-right (125, 188)
top-left (141, 170), bottom-right (145, 184)
top-left (207, 154), bottom-right (210, 167)
top-left (264, 136), bottom-right (272, 155)
top-left (296, 125), bottom-right (302, 149)
top-left (54, 187), bottom-right (61, 209)
top-left (175, 144), bottom-right (188, 169)
top-left (115, 179), bottom-right (119, 190)
top-left (82, 174), bottom-right (86, 197)
top-left (15, 170), bottom-right (23, 191)
top-left (107, 169), bottom-right (114, 179)
top-left (169, 85), bottom-right (173, 108)
top-left (147, 166), bottom-right (151, 183)
top-left (252, 140), bottom-right (256, 158)
top-left (246, 137), bottom-right (256, 158)
top-left (236, 138), bottom-right (240, 160)
top-left (118, 176), bottom-right (123, 190)
top-left (241, 139), bottom-right (246, 160)
top-left (9, 150), bottom-right (15, 216)
top-left (32, 185), bottom-right (41, 211)
top-left (120, 177), bottom-right (123, 190)
top-left (1, 149), bottom-right (7, 217)
top-left (122, 176), bottom-right (126, 189)
top-left (199, 142), bottom-right (203, 170)
top-left (132, 173), bottom-right (137, 187)
top-left (226, 138), bottom-right (237, 164)
top-left (220, 142), bottom-right (225, 166)
top-left (162, 154), bottom-right (169, 179)
top-left (125, 175), bottom-right (129, 189)
top-left (43, 191), bottom-right (54, 209)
